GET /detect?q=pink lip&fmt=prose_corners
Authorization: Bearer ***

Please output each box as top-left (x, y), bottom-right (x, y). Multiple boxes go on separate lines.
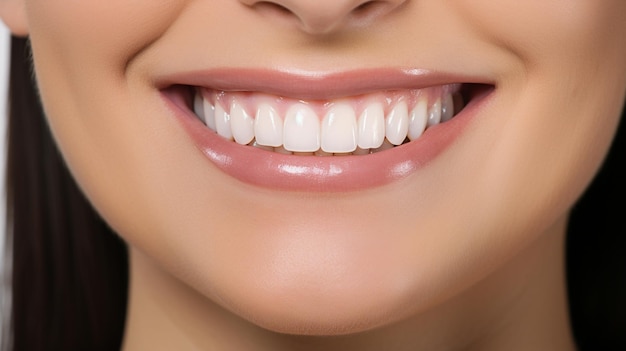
top-left (160, 68), bottom-right (493, 192)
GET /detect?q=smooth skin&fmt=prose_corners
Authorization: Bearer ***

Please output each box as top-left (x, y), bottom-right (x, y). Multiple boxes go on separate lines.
top-left (2, 0), bottom-right (626, 350)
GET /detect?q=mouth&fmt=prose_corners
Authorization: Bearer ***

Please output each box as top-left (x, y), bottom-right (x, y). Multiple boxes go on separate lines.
top-left (160, 69), bottom-right (494, 191)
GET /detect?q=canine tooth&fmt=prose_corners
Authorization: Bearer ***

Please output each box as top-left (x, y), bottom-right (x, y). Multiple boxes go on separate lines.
top-left (408, 98), bottom-right (428, 140)
top-left (193, 93), bottom-right (206, 125)
top-left (230, 100), bottom-right (255, 145)
top-left (283, 103), bottom-right (320, 152)
top-left (321, 102), bottom-right (357, 153)
top-left (203, 98), bottom-right (216, 131)
top-left (357, 102), bottom-right (385, 149)
top-left (215, 103), bottom-right (232, 140)
top-left (427, 98), bottom-right (442, 127)
top-left (385, 101), bottom-right (409, 145)
top-left (254, 103), bottom-right (283, 147)
top-left (441, 94), bottom-right (454, 122)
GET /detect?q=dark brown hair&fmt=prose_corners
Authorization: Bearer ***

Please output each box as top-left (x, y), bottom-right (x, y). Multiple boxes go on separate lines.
top-left (2, 35), bottom-right (625, 350)
top-left (3, 36), bottom-right (128, 350)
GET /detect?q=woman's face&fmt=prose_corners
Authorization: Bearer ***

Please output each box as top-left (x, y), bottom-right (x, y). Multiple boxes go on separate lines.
top-left (15, 0), bottom-right (626, 334)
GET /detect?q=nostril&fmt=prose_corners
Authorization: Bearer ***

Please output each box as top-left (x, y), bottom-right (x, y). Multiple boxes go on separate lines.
top-left (353, 1), bottom-right (381, 14)
top-left (250, 1), bottom-right (294, 20)
top-left (351, 1), bottom-right (392, 21)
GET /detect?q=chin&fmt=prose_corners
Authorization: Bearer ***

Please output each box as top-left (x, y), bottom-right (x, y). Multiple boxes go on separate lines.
top-left (226, 278), bottom-right (414, 335)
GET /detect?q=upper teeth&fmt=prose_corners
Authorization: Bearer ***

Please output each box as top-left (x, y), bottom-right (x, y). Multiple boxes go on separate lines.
top-left (192, 86), bottom-right (462, 155)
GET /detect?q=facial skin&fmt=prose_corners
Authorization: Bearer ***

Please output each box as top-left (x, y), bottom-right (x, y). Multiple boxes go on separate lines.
top-left (2, 0), bottom-right (626, 350)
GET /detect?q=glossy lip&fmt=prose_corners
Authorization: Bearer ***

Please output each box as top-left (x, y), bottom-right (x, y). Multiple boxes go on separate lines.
top-left (160, 68), bottom-right (494, 192)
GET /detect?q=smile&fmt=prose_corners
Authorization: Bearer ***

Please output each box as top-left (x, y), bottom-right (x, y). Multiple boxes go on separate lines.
top-left (160, 69), bottom-right (493, 191)
top-left (192, 85), bottom-right (463, 155)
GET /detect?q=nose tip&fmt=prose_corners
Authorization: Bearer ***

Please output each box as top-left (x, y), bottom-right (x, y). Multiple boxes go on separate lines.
top-left (241, 0), bottom-right (407, 35)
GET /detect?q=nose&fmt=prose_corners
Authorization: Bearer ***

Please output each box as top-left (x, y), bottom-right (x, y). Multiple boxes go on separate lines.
top-left (240, 0), bottom-right (407, 35)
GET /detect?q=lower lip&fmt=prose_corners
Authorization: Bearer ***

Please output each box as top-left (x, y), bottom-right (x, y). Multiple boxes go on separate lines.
top-left (163, 88), bottom-right (488, 192)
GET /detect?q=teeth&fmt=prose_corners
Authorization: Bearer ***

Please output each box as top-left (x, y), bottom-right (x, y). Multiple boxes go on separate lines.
top-left (408, 98), bottom-right (427, 140)
top-left (385, 100), bottom-right (409, 146)
top-left (357, 102), bottom-right (385, 149)
top-left (275, 145), bottom-right (293, 155)
top-left (215, 103), bottom-right (232, 140)
top-left (321, 102), bottom-right (357, 153)
top-left (441, 94), bottom-right (454, 122)
top-left (230, 99), bottom-right (255, 145)
top-left (254, 103), bottom-right (283, 147)
top-left (353, 147), bottom-right (370, 155)
top-left (250, 141), bottom-right (274, 152)
top-left (283, 103), bottom-right (320, 152)
top-left (193, 94), bottom-right (206, 124)
top-left (427, 98), bottom-right (442, 127)
top-left (203, 97), bottom-right (216, 131)
top-left (371, 139), bottom-right (394, 153)
top-left (315, 149), bottom-right (333, 156)
top-left (192, 86), bottom-right (464, 155)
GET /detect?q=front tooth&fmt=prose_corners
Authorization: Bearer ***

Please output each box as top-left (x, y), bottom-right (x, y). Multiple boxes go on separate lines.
top-left (441, 94), bottom-right (454, 122)
top-left (254, 103), bottom-right (283, 147)
top-left (283, 103), bottom-right (320, 152)
top-left (357, 102), bottom-right (385, 149)
top-left (215, 103), bottom-right (232, 140)
top-left (408, 98), bottom-right (427, 140)
top-left (321, 103), bottom-right (357, 153)
top-left (230, 99), bottom-right (255, 145)
top-left (385, 101), bottom-right (409, 145)
top-left (203, 98), bottom-right (216, 131)
top-left (193, 93), bottom-right (206, 124)
top-left (427, 98), bottom-right (442, 127)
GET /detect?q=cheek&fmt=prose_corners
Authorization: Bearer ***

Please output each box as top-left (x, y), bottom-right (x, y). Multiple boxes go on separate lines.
top-left (450, 0), bottom-right (626, 204)
top-left (25, 0), bottom-right (183, 70)
top-left (24, 0), bottom-right (187, 209)
top-left (23, 1), bottom-right (205, 261)
top-left (452, 0), bottom-right (626, 68)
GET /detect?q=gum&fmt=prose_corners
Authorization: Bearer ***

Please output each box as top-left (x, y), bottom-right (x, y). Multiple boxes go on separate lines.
top-left (199, 84), bottom-right (461, 121)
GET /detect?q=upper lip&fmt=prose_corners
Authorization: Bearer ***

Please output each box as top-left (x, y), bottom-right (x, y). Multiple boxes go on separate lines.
top-left (154, 67), bottom-right (494, 100)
